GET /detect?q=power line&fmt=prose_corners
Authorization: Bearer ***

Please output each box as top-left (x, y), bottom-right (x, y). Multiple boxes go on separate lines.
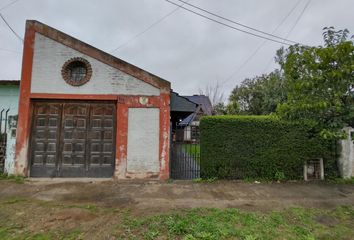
top-left (0, 13), bottom-right (23, 42)
top-left (174, 0), bottom-right (302, 45)
top-left (262, 0), bottom-right (312, 73)
top-left (0, 0), bottom-right (21, 12)
top-left (222, 0), bottom-right (303, 85)
top-left (285, 0), bottom-right (311, 38)
top-left (165, 0), bottom-right (296, 46)
top-left (110, 0), bottom-right (190, 53)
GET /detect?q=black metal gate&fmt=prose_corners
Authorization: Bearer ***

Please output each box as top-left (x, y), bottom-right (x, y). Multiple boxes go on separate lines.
top-left (0, 109), bottom-right (9, 173)
top-left (170, 124), bottom-right (200, 179)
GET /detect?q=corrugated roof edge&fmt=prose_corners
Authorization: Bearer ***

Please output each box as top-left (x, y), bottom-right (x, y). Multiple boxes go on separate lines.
top-left (0, 80), bottom-right (20, 85)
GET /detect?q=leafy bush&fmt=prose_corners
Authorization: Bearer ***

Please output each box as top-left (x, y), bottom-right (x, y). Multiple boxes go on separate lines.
top-left (200, 116), bottom-right (337, 180)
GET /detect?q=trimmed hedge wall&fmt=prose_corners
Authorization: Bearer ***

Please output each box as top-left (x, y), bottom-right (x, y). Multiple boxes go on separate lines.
top-left (200, 116), bottom-right (336, 180)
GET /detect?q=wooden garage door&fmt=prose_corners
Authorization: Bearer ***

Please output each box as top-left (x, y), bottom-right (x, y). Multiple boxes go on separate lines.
top-left (30, 101), bottom-right (116, 178)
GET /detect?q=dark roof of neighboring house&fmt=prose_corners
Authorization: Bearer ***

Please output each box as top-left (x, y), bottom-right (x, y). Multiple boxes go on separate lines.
top-left (0, 80), bottom-right (20, 85)
top-left (183, 95), bottom-right (213, 115)
top-left (170, 92), bottom-right (197, 113)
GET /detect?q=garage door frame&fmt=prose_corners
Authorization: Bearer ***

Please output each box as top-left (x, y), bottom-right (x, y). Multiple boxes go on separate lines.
top-left (29, 99), bottom-right (117, 178)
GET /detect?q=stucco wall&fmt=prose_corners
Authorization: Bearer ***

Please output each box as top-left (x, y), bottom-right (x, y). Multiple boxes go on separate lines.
top-left (127, 108), bottom-right (160, 173)
top-left (0, 85), bottom-right (19, 118)
top-left (31, 33), bottom-right (160, 96)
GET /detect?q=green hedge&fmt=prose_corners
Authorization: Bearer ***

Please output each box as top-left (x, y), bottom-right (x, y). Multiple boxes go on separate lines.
top-left (200, 116), bottom-right (336, 180)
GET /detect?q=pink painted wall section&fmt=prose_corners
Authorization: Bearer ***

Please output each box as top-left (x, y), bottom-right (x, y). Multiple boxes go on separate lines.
top-left (159, 93), bottom-right (171, 180)
top-left (14, 23), bottom-right (35, 176)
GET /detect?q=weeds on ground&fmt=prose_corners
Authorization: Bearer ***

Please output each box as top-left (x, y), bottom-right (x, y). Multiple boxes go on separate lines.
top-left (192, 177), bottom-right (218, 183)
top-left (166, 178), bottom-right (174, 183)
top-left (0, 173), bottom-right (25, 184)
top-left (329, 177), bottom-right (354, 184)
top-left (0, 196), bottom-right (353, 240)
top-left (113, 206), bottom-right (354, 240)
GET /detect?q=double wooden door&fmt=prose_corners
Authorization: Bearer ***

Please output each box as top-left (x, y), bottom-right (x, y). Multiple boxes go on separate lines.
top-left (30, 101), bottom-right (116, 177)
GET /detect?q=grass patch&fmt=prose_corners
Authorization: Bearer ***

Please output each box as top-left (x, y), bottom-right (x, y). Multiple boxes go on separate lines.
top-left (183, 144), bottom-right (200, 165)
top-left (0, 196), bottom-right (353, 239)
top-left (329, 177), bottom-right (354, 184)
top-left (115, 206), bottom-right (354, 240)
top-left (183, 144), bottom-right (200, 157)
top-left (3, 197), bottom-right (28, 205)
top-left (192, 177), bottom-right (218, 183)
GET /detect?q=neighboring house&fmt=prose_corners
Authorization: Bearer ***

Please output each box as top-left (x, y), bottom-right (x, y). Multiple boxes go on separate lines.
top-left (170, 91), bottom-right (197, 128)
top-left (14, 20), bottom-right (171, 179)
top-left (179, 95), bottom-right (213, 141)
top-left (0, 80), bottom-right (20, 174)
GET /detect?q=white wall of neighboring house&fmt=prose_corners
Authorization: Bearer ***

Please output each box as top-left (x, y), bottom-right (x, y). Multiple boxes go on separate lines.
top-left (183, 121), bottom-right (199, 141)
top-left (0, 84), bottom-right (19, 174)
top-left (338, 127), bottom-right (354, 178)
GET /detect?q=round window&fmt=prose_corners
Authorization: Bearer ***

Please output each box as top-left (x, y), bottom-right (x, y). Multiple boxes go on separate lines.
top-left (61, 57), bottom-right (92, 86)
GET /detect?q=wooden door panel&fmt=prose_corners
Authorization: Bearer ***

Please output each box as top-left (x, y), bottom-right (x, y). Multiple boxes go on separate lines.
top-left (30, 101), bottom-right (116, 178)
top-left (30, 103), bottom-right (62, 177)
top-left (59, 104), bottom-right (88, 176)
top-left (87, 104), bottom-right (115, 177)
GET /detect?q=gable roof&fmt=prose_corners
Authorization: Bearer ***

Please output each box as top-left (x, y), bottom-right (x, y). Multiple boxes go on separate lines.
top-left (170, 91), bottom-right (197, 112)
top-left (25, 20), bottom-right (170, 93)
top-left (183, 95), bottom-right (213, 115)
top-left (0, 80), bottom-right (20, 85)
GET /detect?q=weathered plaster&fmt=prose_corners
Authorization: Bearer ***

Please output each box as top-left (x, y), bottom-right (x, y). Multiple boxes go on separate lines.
top-left (5, 128), bottom-right (17, 174)
top-left (15, 20), bottom-right (171, 180)
top-left (127, 108), bottom-right (160, 173)
top-left (31, 33), bottom-right (160, 96)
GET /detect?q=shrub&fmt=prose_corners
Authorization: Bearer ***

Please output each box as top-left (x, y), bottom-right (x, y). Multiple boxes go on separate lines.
top-left (200, 116), bottom-right (336, 180)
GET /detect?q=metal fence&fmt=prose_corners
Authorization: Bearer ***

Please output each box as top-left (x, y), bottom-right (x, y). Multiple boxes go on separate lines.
top-left (0, 109), bottom-right (9, 173)
top-left (170, 124), bottom-right (200, 179)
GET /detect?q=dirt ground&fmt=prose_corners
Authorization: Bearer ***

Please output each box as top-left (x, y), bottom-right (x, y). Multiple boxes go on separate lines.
top-left (1, 179), bottom-right (353, 212)
top-left (0, 179), bottom-right (353, 239)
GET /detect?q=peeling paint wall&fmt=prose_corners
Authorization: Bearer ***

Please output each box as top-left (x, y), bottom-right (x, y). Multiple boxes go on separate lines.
top-left (0, 85), bottom-right (19, 174)
top-left (5, 128), bottom-right (16, 174)
top-left (127, 108), bottom-right (160, 173)
top-left (31, 33), bottom-right (160, 96)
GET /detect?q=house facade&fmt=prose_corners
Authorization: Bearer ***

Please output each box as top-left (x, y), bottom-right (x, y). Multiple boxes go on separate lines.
top-left (14, 20), bottom-right (170, 179)
top-left (0, 80), bottom-right (20, 174)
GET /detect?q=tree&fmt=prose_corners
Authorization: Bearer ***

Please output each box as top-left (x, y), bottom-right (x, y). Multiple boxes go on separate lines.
top-left (228, 70), bottom-right (286, 115)
top-left (199, 82), bottom-right (226, 115)
top-left (277, 27), bottom-right (354, 139)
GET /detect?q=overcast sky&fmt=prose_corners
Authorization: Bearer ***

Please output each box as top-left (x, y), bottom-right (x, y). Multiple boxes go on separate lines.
top-left (0, 0), bottom-right (353, 98)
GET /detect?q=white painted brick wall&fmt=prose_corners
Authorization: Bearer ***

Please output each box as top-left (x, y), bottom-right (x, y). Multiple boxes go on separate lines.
top-left (127, 108), bottom-right (160, 173)
top-left (31, 33), bottom-right (160, 96)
